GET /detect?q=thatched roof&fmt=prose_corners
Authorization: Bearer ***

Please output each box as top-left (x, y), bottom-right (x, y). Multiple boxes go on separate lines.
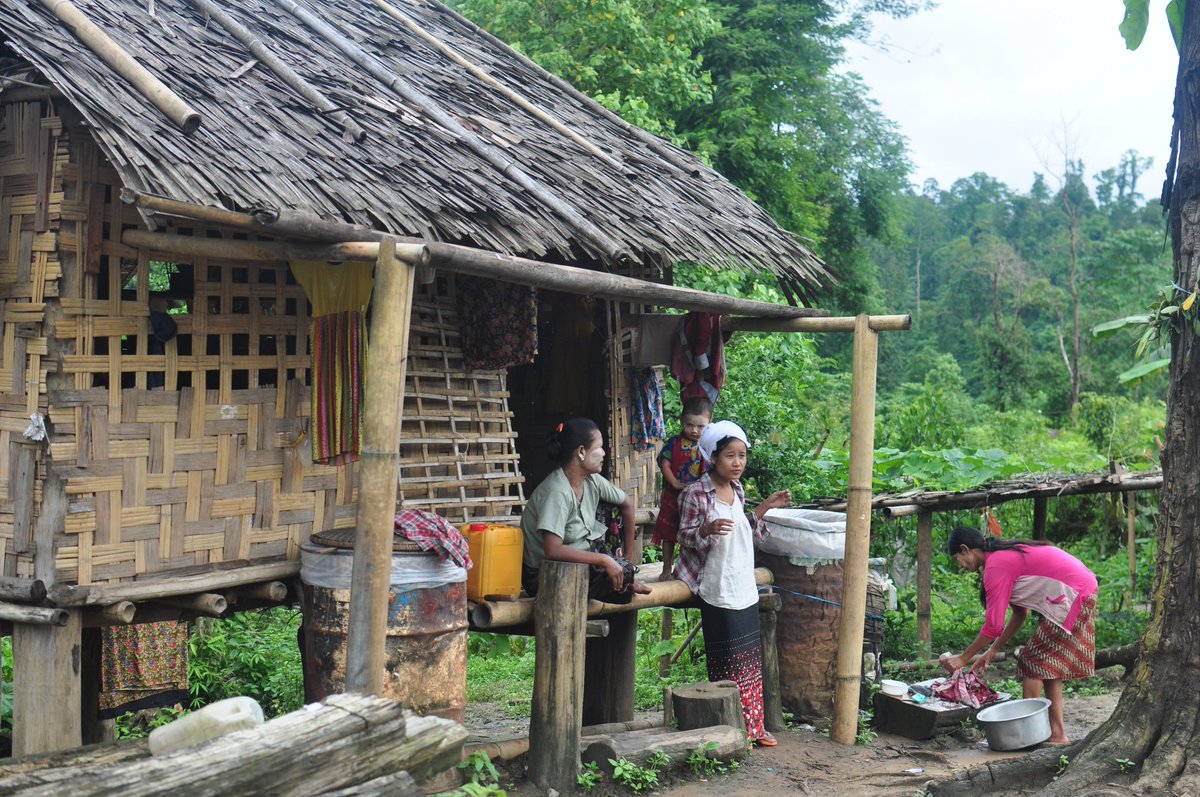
top-left (0, 0), bottom-right (830, 301)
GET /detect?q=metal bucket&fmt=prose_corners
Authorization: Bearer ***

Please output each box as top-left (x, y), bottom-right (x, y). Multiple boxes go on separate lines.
top-left (976, 698), bottom-right (1052, 750)
top-left (299, 539), bottom-right (468, 724)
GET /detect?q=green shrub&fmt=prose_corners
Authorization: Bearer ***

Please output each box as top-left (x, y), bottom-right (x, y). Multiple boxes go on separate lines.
top-left (188, 608), bottom-right (304, 717)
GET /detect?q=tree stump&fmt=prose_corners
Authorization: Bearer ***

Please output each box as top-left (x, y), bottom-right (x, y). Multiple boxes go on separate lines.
top-left (671, 681), bottom-right (741, 731)
top-left (580, 725), bottom-right (747, 777)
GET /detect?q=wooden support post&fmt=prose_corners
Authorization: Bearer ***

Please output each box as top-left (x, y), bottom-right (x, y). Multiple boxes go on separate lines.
top-left (916, 512), bottom-right (933, 660)
top-left (529, 561), bottom-right (588, 794)
top-left (1128, 493), bottom-right (1137, 594)
top-left (1032, 496), bottom-right (1049, 541)
top-left (10, 440), bottom-right (39, 554)
top-left (832, 315), bottom-right (879, 746)
top-left (583, 610), bottom-right (637, 725)
top-left (13, 608), bottom-right (82, 755)
top-left (658, 608), bottom-right (674, 677)
top-left (346, 239), bottom-right (416, 695)
top-left (759, 592), bottom-right (784, 733)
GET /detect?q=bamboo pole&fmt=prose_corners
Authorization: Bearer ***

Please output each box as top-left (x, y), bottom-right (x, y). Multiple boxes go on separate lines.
top-left (831, 314), bottom-right (879, 746)
top-left (94, 601), bottom-right (136, 625)
top-left (916, 513), bottom-right (932, 660)
top-left (47, 559), bottom-right (301, 606)
top-left (470, 568), bottom-right (774, 628)
top-left (725, 314), bottom-right (910, 333)
top-left (33, 0), bottom-right (201, 133)
top-left (275, 0), bottom-right (628, 263)
top-left (189, 0), bottom-right (366, 142)
top-left (1128, 493), bottom-right (1137, 594)
top-left (368, 0), bottom-right (621, 169)
top-left (0, 603), bottom-right (68, 626)
top-left (157, 592), bottom-right (227, 616)
top-left (0, 577), bottom-right (46, 605)
top-left (235, 581), bottom-right (289, 602)
top-left (121, 229), bottom-right (412, 265)
top-left (345, 239), bottom-right (416, 695)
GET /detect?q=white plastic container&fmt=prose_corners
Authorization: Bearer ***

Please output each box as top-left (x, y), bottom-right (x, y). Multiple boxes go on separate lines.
top-left (148, 696), bottom-right (264, 756)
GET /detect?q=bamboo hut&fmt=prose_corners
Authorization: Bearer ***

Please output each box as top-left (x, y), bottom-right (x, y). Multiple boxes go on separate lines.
top-left (0, 0), bottom-right (845, 755)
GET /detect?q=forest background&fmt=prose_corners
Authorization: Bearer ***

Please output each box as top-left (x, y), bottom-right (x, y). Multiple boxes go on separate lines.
top-left (11, 0), bottom-right (1169, 743)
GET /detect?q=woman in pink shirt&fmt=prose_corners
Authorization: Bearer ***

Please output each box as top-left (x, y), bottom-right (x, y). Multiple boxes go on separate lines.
top-left (940, 526), bottom-right (1098, 744)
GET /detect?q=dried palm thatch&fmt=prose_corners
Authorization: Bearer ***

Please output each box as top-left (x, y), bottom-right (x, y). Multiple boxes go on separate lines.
top-left (0, 0), bottom-right (831, 301)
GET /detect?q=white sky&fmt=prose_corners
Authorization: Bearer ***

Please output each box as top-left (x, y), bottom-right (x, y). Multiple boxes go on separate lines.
top-left (843, 0), bottom-right (1181, 196)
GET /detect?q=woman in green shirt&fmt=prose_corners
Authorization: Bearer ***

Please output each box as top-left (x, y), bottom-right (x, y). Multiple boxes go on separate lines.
top-left (520, 417), bottom-right (650, 600)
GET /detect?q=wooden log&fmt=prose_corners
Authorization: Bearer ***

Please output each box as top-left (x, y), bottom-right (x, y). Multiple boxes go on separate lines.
top-left (88, 601), bottom-right (136, 625)
top-left (832, 314), bottom-right (879, 746)
top-left (759, 593), bottom-right (785, 733)
top-left (887, 643), bottom-right (1138, 673)
top-left (0, 577), bottom-right (46, 604)
top-left (916, 512), bottom-right (933, 659)
top-left (157, 593), bottom-right (227, 616)
top-left (122, 229), bottom-right (409, 265)
top-left (461, 719), bottom-right (662, 763)
top-left (0, 603), bottom-right (68, 626)
top-left (32, 0), bottom-right (202, 132)
top-left (13, 609), bottom-right (82, 755)
top-left (583, 610), bottom-right (637, 725)
top-left (47, 559), bottom-right (301, 606)
top-left (1032, 496), bottom-right (1049, 540)
top-left (725, 314), bottom-right (911, 333)
top-left (313, 771), bottom-right (420, 797)
top-left (346, 240), bottom-right (416, 695)
top-left (528, 561), bottom-right (588, 794)
top-left (671, 681), bottom-right (741, 731)
top-left (0, 695), bottom-right (465, 796)
top-left (580, 725), bottom-right (747, 777)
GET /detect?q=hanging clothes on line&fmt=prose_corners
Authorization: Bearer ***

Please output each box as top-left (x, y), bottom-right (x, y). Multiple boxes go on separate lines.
top-left (671, 312), bottom-right (727, 404)
top-left (98, 621), bottom-right (190, 719)
top-left (630, 367), bottom-right (665, 451)
top-left (290, 260), bottom-right (375, 465)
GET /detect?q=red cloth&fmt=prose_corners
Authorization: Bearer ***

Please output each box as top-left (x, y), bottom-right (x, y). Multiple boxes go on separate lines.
top-left (670, 313), bottom-right (726, 403)
top-left (932, 669), bottom-right (1001, 709)
top-left (394, 509), bottom-right (472, 569)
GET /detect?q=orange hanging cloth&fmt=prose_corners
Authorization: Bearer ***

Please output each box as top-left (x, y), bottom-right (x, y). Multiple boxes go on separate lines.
top-left (985, 509), bottom-right (1003, 537)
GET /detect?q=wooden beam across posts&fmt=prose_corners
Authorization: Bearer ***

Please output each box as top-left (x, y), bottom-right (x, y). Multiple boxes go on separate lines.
top-left (345, 239), bottom-right (416, 695)
top-left (916, 513), bottom-right (933, 659)
top-left (831, 314), bottom-right (879, 746)
top-left (121, 229), bottom-right (411, 265)
top-left (725, 314), bottom-right (911, 333)
top-left (529, 561), bottom-right (588, 794)
top-left (13, 608), bottom-right (82, 755)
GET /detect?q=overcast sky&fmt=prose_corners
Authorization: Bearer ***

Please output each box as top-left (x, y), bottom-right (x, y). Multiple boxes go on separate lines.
top-left (843, 0), bottom-right (1181, 197)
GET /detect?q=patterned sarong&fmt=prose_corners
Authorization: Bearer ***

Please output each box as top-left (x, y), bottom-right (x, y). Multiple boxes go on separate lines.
top-left (312, 310), bottom-right (365, 465)
top-left (98, 621), bottom-right (190, 718)
top-left (1018, 596), bottom-right (1097, 680)
top-left (700, 599), bottom-right (766, 741)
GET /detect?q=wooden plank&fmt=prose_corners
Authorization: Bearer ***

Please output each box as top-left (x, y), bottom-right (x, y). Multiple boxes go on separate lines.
top-left (10, 441), bottom-right (38, 553)
top-left (13, 609), bottom-right (82, 755)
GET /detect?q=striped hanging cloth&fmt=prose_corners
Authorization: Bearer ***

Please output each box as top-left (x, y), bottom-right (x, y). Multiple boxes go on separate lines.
top-left (312, 310), bottom-right (366, 464)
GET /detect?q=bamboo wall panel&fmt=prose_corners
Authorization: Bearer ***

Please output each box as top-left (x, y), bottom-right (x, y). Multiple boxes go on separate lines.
top-left (0, 100), bottom-right (64, 580)
top-left (607, 282), bottom-right (661, 513)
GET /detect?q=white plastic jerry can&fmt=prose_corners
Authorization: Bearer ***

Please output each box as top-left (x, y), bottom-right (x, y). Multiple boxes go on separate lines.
top-left (148, 696), bottom-right (265, 756)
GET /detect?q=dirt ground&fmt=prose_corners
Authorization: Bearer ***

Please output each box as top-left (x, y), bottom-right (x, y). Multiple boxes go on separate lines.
top-left (463, 689), bottom-right (1120, 797)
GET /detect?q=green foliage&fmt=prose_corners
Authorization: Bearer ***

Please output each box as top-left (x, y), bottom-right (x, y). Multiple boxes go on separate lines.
top-left (1072, 393), bottom-right (1164, 467)
top-left (578, 761), bottom-right (604, 792)
top-left (466, 632), bottom-right (537, 718)
top-left (1117, 757), bottom-right (1137, 774)
top-left (115, 705), bottom-right (186, 740)
top-left (610, 756), bottom-right (661, 792)
top-left (188, 609), bottom-right (304, 717)
top-left (0, 637), bottom-right (11, 734)
top-left (458, 750), bottom-right (502, 788)
top-left (687, 741), bottom-right (740, 777)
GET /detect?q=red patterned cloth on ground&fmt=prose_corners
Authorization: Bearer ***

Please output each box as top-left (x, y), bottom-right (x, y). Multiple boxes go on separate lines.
top-left (99, 621), bottom-right (190, 718)
top-left (394, 509), bottom-right (472, 569)
top-left (700, 600), bottom-right (767, 741)
top-left (1018, 596), bottom-right (1097, 680)
top-left (932, 669), bottom-right (1001, 709)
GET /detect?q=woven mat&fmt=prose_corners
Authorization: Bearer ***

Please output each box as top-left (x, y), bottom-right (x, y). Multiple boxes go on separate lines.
top-left (311, 527), bottom-right (424, 552)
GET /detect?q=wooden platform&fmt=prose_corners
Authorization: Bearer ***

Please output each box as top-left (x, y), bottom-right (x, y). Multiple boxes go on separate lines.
top-left (873, 679), bottom-right (1010, 740)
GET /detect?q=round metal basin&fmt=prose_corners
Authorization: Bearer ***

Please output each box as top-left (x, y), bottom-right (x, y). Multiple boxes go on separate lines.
top-left (976, 697), bottom-right (1052, 751)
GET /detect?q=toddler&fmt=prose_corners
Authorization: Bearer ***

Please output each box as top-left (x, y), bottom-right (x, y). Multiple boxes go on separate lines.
top-left (652, 397), bottom-right (712, 576)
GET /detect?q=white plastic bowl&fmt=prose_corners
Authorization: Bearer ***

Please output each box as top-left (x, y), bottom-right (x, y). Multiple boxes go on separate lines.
top-left (880, 679), bottom-right (908, 697)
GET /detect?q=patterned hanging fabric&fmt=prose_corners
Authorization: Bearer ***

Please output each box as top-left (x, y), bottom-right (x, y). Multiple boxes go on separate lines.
top-left (455, 275), bottom-right (538, 370)
top-left (98, 621), bottom-right (190, 718)
top-left (631, 367), bottom-right (664, 451)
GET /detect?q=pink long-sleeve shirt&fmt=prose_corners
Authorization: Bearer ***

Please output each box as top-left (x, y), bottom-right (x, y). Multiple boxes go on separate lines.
top-left (980, 546), bottom-right (1098, 638)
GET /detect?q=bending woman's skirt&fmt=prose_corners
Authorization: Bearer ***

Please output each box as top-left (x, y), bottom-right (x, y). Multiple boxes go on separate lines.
top-left (700, 599), bottom-right (766, 741)
top-left (1017, 596), bottom-right (1097, 681)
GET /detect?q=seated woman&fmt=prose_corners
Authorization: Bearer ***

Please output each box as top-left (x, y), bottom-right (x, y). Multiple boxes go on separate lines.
top-left (520, 417), bottom-right (651, 600)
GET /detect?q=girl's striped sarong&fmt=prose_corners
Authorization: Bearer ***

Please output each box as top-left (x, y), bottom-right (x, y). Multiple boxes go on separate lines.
top-left (700, 599), bottom-right (767, 741)
top-left (312, 310), bottom-right (365, 465)
top-left (1018, 596), bottom-right (1097, 680)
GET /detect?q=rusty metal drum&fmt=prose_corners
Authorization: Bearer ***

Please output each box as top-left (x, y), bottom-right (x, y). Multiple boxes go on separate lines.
top-left (299, 535), bottom-right (468, 724)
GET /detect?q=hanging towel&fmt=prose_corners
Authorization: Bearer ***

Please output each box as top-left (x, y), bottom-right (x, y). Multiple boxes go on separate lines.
top-left (290, 261), bottom-right (376, 465)
top-left (456, 275), bottom-right (538, 370)
top-left (631, 367), bottom-right (665, 451)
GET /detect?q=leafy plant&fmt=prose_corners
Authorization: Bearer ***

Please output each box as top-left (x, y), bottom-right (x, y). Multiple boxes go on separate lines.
top-left (577, 761), bottom-right (604, 792)
top-left (188, 608), bottom-right (304, 717)
top-left (610, 757), bottom-right (660, 793)
top-left (1117, 757), bottom-right (1136, 774)
top-left (115, 705), bottom-right (187, 739)
top-left (687, 742), bottom-right (737, 777)
top-left (458, 750), bottom-right (502, 788)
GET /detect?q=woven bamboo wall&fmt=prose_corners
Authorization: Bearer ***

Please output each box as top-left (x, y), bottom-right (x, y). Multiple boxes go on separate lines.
top-left (607, 290), bottom-right (662, 513)
top-left (1, 116), bottom-right (523, 585)
top-left (0, 99), bottom-right (64, 580)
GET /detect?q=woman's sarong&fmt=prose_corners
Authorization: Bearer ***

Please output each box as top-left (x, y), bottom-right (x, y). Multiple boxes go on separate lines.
top-left (700, 599), bottom-right (766, 741)
top-left (1018, 596), bottom-right (1097, 681)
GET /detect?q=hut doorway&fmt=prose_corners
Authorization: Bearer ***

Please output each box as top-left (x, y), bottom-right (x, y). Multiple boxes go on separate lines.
top-left (508, 291), bottom-right (610, 492)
